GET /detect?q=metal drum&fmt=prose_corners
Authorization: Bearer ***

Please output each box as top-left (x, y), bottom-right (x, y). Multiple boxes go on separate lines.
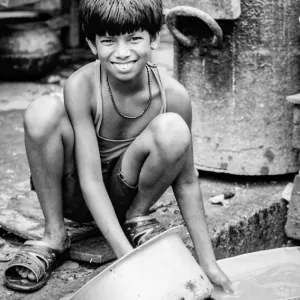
top-left (166, 1), bottom-right (300, 175)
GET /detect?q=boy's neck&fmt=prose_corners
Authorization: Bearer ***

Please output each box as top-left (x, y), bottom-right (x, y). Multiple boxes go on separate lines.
top-left (103, 66), bottom-right (148, 96)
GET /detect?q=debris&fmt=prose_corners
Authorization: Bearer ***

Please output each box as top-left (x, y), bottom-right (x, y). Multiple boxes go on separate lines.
top-left (57, 261), bottom-right (80, 271)
top-left (168, 206), bottom-right (180, 214)
top-left (14, 126), bottom-right (24, 133)
top-left (282, 182), bottom-right (293, 202)
top-left (149, 198), bottom-right (174, 213)
top-left (0, 240), bottom-right (19, 262)
top-left (209, 192), bottom-right (235, 207)
top-left (46, 75), bottom-right (62, 84)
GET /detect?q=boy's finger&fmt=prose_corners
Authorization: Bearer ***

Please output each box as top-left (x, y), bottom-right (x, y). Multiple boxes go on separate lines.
top-left (223, 281), bottom-right (235, 294)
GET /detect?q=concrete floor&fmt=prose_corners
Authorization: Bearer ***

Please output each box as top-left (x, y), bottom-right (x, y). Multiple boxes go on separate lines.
top-left (0, 27), bottom-right (299, 299)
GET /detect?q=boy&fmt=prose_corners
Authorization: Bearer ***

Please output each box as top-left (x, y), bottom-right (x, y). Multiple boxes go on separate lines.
top-left (4, 0), bottom-right (233, 293)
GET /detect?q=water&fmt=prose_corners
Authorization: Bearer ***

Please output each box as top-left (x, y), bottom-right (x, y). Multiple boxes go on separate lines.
top-left (212, 250), bottom-right (300, 300)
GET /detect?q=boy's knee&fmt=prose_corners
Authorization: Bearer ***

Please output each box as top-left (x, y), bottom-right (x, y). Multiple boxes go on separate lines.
top-left (24, 96), bottom-right (65, 141)
top-left (150, 113), bottom-right (191, 158)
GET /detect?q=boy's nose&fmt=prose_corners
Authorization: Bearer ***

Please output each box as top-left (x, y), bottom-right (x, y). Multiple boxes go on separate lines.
top-left (115, 42), bottom-right (131, 59)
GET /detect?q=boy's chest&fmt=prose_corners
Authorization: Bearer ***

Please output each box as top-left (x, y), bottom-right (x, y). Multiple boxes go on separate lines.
top-left (99, 90), bottom-right (162, 140)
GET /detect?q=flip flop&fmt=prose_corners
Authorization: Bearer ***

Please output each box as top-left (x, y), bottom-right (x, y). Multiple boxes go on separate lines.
top-left (123, 215), bottom-right (166, 247)
top-left (4, 239), bottom-right (70, 293)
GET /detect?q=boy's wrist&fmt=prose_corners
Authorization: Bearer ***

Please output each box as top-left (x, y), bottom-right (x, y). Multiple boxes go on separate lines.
top-left (201, 262), bottom-right (234, 293)
top-left (114, 243), bottom-right (134, 259)
top-left (201, 260), bottom-right (220, 272)
top-left (196, 253), bottom-right (218, 271)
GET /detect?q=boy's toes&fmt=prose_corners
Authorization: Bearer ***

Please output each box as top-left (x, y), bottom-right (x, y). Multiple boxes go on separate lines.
top-left (16, 266), bottom-right (23, 276)
top-left (20, 268), bottom-right (28, 278)
top-left (12, 266), bottom-right (36, 281)
top-left (16, 267), bottom-right (35, 280)
top-left (27, 272), bottom-right (36, 281)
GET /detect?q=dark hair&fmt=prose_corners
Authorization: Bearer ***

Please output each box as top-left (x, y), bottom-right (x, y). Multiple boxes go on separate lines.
top-left (79, 0), bottom-right (164, 41)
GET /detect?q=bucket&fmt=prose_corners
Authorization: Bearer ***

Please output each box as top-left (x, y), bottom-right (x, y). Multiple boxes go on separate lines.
top-left (70, 226), bottom-right (213, 300)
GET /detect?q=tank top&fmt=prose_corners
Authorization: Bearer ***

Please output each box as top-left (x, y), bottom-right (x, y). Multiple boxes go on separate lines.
top-left (93, 60), bottom-right (167, 169)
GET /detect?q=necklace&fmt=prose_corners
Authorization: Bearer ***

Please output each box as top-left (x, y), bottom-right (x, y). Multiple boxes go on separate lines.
top-left (106, 65), bottom-right (152, 119)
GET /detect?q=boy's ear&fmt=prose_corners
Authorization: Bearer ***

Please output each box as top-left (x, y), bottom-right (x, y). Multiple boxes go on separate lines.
top-left (150, 33), bottom-right (160, 50)
top-left (86, 38), bottom-right (98, 56)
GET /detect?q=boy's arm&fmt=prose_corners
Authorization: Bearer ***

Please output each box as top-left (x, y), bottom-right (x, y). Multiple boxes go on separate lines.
top-left (172, 144), bottom-right (233, 292)
top-left (166, 79), bottom-right (233, 292)
top-left (64, 75), bottom-right (133, 258)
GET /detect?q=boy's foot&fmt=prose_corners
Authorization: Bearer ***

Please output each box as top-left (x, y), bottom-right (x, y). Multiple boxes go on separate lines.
top-left (4, 237), bottom-right (71, 293)
top-left (123, 215), bottom-right (166, 247)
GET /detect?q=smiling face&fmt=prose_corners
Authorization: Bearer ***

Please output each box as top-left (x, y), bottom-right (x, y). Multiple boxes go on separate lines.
top-left (87, 30), bottom-right (159, 82)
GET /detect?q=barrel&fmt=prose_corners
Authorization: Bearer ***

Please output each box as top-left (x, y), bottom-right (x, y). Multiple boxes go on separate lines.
top-left (166, 1), bottom-right (300, 175)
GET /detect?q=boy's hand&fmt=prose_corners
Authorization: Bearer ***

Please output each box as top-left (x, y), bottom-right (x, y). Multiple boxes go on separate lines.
top-left (205, 263), bottom-right (234, 294)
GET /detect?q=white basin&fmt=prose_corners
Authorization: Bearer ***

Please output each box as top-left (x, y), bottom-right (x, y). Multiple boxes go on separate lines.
top-left (70, 226), bottom-right (213, 300)
top-left (213, 247), bottom-right (300, 300)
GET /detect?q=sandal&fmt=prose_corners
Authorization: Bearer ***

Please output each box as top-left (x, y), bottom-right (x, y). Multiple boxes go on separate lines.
top-left (123, 215), bottom-right (166, 247)
top-left (4, 239), bottom-right (70, 292)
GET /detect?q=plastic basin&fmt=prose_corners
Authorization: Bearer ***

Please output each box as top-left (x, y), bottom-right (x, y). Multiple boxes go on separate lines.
top-left (70, 226), bottom-right (213, 300)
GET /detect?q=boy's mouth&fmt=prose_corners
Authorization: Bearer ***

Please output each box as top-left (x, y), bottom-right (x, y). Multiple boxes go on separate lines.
top-left (111, 61), bottom-right (136, 72)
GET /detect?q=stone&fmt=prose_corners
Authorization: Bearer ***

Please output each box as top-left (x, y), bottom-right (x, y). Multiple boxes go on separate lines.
top-left (70, 235), bottom-right (116, 264)
top-left (285, 174), bottom-right (300, 240)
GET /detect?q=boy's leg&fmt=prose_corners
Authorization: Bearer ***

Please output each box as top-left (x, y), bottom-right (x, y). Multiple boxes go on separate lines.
top-left (16, 96), bottom-right (75, 280)
top-left (116, 112), bottom-right (191, 220)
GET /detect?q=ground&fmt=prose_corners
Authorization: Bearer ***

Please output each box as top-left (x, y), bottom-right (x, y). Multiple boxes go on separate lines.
top-left (0, 26), bottom-right (299, 300)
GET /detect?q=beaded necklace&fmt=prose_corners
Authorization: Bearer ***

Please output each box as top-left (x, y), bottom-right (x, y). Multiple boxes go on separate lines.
top-left (105, 65), bottom-right (152, 119)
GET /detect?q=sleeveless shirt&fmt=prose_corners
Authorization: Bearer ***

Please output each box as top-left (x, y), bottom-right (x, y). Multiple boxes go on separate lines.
top-left (93, 60), bottom-right (167, 173)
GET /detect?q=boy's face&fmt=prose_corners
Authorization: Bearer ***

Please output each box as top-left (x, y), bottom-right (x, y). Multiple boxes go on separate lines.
top-left (87, 30), bottom-right (159, 81)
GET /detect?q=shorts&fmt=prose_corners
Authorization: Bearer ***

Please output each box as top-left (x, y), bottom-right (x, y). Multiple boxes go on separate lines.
top-left (31, 154), bottom-right (138, 224)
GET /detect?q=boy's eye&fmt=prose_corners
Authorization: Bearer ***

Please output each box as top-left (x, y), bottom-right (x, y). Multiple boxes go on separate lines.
top-left (129, 36), bottom-right (142, 42)
top-left (101, 39), bottom-right (114, 45)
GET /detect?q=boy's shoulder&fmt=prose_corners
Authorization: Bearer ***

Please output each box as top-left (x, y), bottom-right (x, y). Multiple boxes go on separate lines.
top-left (157, 67), bottom-right (191, 122)
top-left (157, 67), bottom-right (189, 105)
top-left (64, 61), bottom-right (95, 100)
